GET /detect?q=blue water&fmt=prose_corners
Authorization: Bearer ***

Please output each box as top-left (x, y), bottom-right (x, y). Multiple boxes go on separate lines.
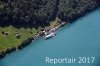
top-left (0, 8), bottom-right (100, 66)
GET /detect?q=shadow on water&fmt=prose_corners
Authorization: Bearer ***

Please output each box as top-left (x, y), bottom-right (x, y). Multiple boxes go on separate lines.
top-left (0, 59), bottom-right (3, 66)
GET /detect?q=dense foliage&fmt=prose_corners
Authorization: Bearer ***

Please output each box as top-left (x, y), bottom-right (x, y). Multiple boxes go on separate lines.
top-left (57, 0), bottom-right (100, 22)
top-left (0, 0), bottom-right (56, 28)
top-left (0, 0), bottom-right (99, 28)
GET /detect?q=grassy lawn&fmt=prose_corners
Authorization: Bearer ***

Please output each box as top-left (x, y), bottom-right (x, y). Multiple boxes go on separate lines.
top-left (0, 26), bottom-right (40, 51)
top-left (50, 17), bottom-right (59, 29)
top-left (0, 19), bottom-right (59, 52)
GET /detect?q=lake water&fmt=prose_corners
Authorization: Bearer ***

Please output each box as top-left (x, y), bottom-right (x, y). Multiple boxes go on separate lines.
top-left (0, 8), bottom-right (100, 66)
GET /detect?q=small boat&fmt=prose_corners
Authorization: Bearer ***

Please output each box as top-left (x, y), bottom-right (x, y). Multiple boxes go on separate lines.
top-left (44, 32), bottom-right (56, 40)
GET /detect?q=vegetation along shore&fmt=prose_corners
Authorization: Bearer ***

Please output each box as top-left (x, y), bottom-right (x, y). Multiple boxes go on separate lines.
top-left (0, 0), bottom-right (100, 58)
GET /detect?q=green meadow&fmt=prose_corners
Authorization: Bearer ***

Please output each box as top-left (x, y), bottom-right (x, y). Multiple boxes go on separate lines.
top-left (0, 26), bottom-right (39, 51)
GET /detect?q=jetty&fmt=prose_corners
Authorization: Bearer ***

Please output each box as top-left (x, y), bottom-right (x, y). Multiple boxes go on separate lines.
top-left (38, 22), bottom-right (67, 40)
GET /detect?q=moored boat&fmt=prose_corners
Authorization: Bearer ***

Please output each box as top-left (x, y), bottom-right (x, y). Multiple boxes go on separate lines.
top-left (44, 32), bottom-right (56, 40)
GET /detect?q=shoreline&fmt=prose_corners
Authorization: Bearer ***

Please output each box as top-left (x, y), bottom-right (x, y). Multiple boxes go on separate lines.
top-left (0, 21), bottom-right (67, 59)
top-left (0, 5), bottom-right (100, 59)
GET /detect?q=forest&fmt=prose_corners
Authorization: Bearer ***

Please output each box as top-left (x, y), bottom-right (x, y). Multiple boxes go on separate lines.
top-left (58, 0), bottom-right (100, 22)
top-left (0, 0), bottom-right (100, 28)
top-left (0, 0), bottom-right (57, 28)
